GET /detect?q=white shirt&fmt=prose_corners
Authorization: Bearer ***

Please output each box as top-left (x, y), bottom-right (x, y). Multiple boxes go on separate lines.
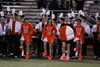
top-left (0, 23), bottom-right (8, 36)
top-left (35, 22), bottom-right (42, 31)
top-left (8, 20), bottom-right (21, 34)
top-left (56, 23), bottom-right (61, 35)
top-left (92, 24), bottom-right (97, 33)
top-left (35, 22), bottom-right (47, 32)
top-left (81, 22), bottom-right (90, 35)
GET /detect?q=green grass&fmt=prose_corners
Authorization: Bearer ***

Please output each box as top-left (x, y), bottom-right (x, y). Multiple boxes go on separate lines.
top-left (0, 57), bottom-right (100, 67)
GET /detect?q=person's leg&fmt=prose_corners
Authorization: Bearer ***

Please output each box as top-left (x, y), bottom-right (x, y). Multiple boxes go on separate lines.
top-left (76, 41), bottom-right (79, 51)
top-left (2, 40), bottom-right (7, 56)
top-left (75, 41), bottom-right (79, 57)
top-left (43, 42), bottom-right (47, 53)
top-left (9, 34), bottom-right (14, 55)
top-left (37, 35), bottom-right (43, 57)
top-left (67, 44), bottom-right (70, 57)
top-left (79, 44), bottom-right (82, 56)
top-left (53, 44), bottom-right (56, 57)
top-left (49, 43), bottom-right (53, 56)
top-left (58, 39), bottom-right (62, 56)
top-left (62, 42), bottom-right (66, 54)
top-left (26, 43), bottom-right (30, 55)
top-left (14, 35), bottom-right (20, 57)
top-left (82, 38), bottom-right (88, 56)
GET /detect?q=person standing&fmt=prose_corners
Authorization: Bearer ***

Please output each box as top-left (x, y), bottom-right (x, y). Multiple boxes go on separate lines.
top-left (41, 18), bottom-right (57, 60)
top-left (20, 18), bottom-right (35, 59)
top-left (0, 18), bottom-right (8, 57)
top-left (8, 14), bottom-right (21, 58)
top-left (74, 19), bottom-right (85, 60)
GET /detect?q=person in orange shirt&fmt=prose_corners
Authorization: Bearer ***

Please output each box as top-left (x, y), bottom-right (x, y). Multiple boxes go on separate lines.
top-left (74, 19), bottom-right (85, 60)
top-left (58, 18), bottom-right (74, 61)
top-left (19, 18), bottom-right (35, 59)
top-left (41, 18), bottom-right (57, 60)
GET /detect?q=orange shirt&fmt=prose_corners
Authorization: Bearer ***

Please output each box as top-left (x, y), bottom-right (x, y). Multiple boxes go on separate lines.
top-left (21, 23), bottom-right (34, 42)
top-left (42, 24), bottom-right (57, 44)
top-left (59, 26), bottom-right (66, 41)
top-left (74, 25), bottom-right (85, 38)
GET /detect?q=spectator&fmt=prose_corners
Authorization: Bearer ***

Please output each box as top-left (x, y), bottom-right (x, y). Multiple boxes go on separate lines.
top-left (88, 1), bottom-right (100, 18)
top-left (49, 0), bottom-right (59, 10)
top-left (74, 0), bottom-right (85, 10)
top-left (37, 0), bottom-right (47, 9)
top-left (60, 0), bottom-right (70, 10)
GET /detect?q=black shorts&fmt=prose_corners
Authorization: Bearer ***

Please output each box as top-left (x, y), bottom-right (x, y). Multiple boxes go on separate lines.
top-left (66, 39), bottom-right (73, 44)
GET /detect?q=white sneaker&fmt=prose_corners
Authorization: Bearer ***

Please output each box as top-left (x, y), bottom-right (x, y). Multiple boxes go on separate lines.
top-left (75, 52), bottom-right (78, 57)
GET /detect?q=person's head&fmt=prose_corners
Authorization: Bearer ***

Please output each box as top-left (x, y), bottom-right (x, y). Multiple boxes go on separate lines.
top-left (94, 1), bottom-right (98, 5)
top-left (52, 19), bottom-right (57, 25)
top-left (41, 17), bottom-right (47, 23)
top-left (47, 18), bottom-right (52, 24)
top-left (82, 16), bottom-right (86, 22)
top-left (70, 17), bottom-right (75, 25)
top-left (59, 18), bottom-right (65, 24)
top-left (12, 16), bottom-right (16, 22)
top-left (65, 15), bottom-right (69, 22)
top-left (77, 19), bottom-right (81, 25)
top-left (23, 18), bottom-right (28, 23)
top-left (1, 18), bottom-right (5, 24)
top-left (96, 17), bottom-right (100, 24)
top-left (12, 14), bottom-right (17, 22)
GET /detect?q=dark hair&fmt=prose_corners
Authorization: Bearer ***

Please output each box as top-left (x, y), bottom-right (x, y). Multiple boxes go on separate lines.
top-left (98, 17), bottom-right (100, 20)
top-left (21, 15), bottom-right (24, 18)
top-left (53, 18), bottom-right (56, 22)
top-left (46, 18), bottom-right (53, 27)
top-left (60, 18), bottom-right (65, 22)
top-left (24, 18), bottom-right (28, 20)
top-left (82, 16), bottom-right (86, 20)
top-left (70, 17), bottom-right (74, 20)
top-left (77, 19), bottom-right (81, 22)
top-left (40, 18), bottom-right (42, 21)
top-left (94, 1), bottom-right (98, 4)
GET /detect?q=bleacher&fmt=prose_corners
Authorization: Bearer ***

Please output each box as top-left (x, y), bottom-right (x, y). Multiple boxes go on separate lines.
top-left (0, 0), bottom-right (42, 23)
top-left (0, 0), bottom-right (98, 25)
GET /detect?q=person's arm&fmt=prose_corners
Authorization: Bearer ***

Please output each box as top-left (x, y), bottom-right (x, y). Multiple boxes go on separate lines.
top-left (41, 26), bottom-right (46, 40)
top-left (82, 26), bottom-right (85, 35)
top-left (21, 24), bottom-right (23, 34)
top-left (30, 24), bottom-right (35, 33)
top-left (53, 25), bottom-right (57, 35)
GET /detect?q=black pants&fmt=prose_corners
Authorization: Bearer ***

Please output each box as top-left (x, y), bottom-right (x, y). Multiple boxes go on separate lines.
top-left (57, 38), bottom-right (62, 56)
top-left (93, 32), bottom-right (100, 57)
top-left (37, 35), bottom-right (43, 57)
top-left (82, 38), bottom-right (89, 56)
top-left (70, 41), bottom-right (75, 57)
top-left (9, 34), bottom-right (21, 56)
top-left (0, 35), bottom-right (7, 55)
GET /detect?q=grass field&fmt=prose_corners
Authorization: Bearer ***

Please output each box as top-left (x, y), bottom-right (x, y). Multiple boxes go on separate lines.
top-left (0, 57), bottom-right (100, 67)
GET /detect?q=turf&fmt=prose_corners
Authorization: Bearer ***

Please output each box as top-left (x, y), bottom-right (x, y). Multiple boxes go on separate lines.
top-left (0, 57), bottom-right (100, 67)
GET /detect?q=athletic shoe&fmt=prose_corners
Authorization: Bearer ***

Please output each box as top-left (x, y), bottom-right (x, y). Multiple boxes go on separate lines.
top-left (79, 55), bottom-right (83, 60)
top-left (25, 54), bottom-right (30, 59)
top-left (48, 56), bottom-right (53, 60)
top-left (75, 51), bottom-right (78, 57)
top-left (65, 56), bottom-right (70, 61)
top-left (60, 54), bottom-right (66, 61)
top-left (14, 56), bottom-right (18, 59)
top-left (42, 52), bottom-right (47, 56)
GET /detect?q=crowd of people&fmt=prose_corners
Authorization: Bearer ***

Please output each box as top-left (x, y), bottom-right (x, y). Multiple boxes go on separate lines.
top-left (37, 0), bottom-right (85, 10)
top-left (0, 6), bottom-right (100, 61)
